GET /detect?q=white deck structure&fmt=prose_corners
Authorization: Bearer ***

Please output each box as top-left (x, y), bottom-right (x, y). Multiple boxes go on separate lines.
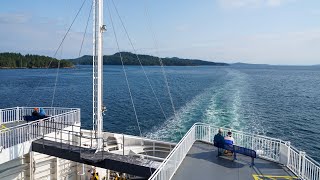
top-left (0, 107), bottom-right (175, 180)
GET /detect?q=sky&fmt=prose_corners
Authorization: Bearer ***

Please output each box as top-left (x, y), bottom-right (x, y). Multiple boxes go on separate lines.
top-left (0, 0), bottom-right (320, 65)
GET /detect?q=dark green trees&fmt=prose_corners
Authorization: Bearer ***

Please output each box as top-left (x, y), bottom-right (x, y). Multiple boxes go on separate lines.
top-left (0, 53), bottom-right (73, 68)
top-left (70, 52), bottom-right (228, 66)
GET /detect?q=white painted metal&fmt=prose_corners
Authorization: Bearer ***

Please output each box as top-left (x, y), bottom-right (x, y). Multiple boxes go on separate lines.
top-left (0, 107), bottom-right (79, 125)
top-left (148, 123), bottom-right (320, 180)
top-left (0, 108), bottom-right (80, 150)
top-left (148, 124), bottom-right (196, 180)
top-left (93, 0), bottom-right (104, 150)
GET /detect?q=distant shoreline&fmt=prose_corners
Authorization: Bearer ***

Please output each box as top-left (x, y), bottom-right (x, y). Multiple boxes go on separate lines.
top-left (68, 52), bottom-right (229, 66)
top-left (0, 66), bottom-right (74, 69)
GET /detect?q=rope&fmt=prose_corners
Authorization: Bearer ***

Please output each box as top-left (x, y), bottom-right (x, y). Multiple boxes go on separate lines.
top-left (106, 0), bottom-right (141, 137)
top-left (143, 0), bottom-right (182, 138)
top-left (106, 1), bottom-right (153, 175)
top-left (110, 0), bottom-right (168, 122)
top-left (51, 0), bottom-right (88, 107)
top-left (53, 0), bottom-right (88, 58)
top-left (78, 1), bottom-right (93, 62)
top-left (26, 0), bottom-right (88, 107)
top-left (51, 59), bottom-right (61, 107)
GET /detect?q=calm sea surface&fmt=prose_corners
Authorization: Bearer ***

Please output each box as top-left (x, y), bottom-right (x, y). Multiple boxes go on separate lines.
top-left (1, 65), bottom-right (320, 161)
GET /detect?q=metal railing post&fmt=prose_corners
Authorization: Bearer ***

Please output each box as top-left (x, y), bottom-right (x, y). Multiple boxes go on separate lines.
top-left (300, 151), bottom-right (306, 179)
top-left (122, 134), bottom-right (125, 156)
top-left (21, 107), bottom-right (24, 120)
top-left (55, 121), bottom-right (57, 141)
top-left (60, 128), bottom-right (63, 149)
top-left (91, 131), bottom-right (93, 149)
top-left (208, 126), bottom-right (211, 142)
top-left (0, 109), bottom-right (2, 125)
top-left (286, 141), bottom-right (291, 167)
top-left (16, 107), bottom-right (20, 121)
top-left (71, 125), bottom-right (74, 145)
top-left (68, 130), bottom-right (70, 151)
top-left (42, 124), bottom-right (45, 148)
top-left (102, 138), bottom-right (104, 159)
top-left (79, 132), bottom-right (82, 153)
top-left (298, 151), bottom-right (302, 177)
top-left (153, 142), bottom-right (155, 157)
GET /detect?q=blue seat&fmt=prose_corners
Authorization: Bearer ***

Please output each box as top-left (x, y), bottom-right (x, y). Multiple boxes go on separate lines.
top-left (219, 144), bottom-right (256, 166)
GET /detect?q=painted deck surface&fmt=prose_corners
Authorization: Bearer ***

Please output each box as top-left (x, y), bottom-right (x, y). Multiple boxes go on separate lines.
top-left (1, 120), bottom-right (27, 128)
top-left (172, 141), bottom-right (297, 180)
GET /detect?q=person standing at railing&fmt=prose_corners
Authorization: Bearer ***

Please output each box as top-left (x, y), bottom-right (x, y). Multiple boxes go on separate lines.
top-left (214, 128), bottom-right (225, 156)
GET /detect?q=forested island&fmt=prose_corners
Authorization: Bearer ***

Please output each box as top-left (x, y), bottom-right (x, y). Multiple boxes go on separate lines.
top-left (0, 52), bottom-right (228, 68)
top-left (69, 52), bottom-right (228, 66)
top-left (0, 53), bottom-right (73, 69)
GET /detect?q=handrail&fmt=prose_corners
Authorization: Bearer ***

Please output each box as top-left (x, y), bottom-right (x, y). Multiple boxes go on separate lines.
top-left (0, 108), bottom-right (80, 149)
top-left (149, 123), bottom-right (320, 180)
top-left (0, 107), bottom-right (80, 125)
top-left (4, 110), bottom-right (79, 131)
top-left (148, 123), bottom-right (196, 180)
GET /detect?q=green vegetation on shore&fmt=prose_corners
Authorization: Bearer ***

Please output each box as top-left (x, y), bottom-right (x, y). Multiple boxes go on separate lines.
top-left (69, 52), bottom-right (228, 66)
top-left (0, 53), bottom-right (73, 69)
top-left (0, 52), bottom-right (228, 68)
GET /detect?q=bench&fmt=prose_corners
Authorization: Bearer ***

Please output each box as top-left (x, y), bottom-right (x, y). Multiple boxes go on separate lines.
top-left (216, 144), bottom-right (257, 166)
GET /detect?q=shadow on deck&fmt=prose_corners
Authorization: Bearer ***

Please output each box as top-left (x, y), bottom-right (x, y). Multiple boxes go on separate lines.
top-left (172, 141), bottom-right (297, 180)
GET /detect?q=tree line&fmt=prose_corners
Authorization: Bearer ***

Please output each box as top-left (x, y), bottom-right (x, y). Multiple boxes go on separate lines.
top-left (0, 52), bottom-right (73, 68)
top-left (0, 52), bottom-right (228, 68)
top-left (69, 52), bottom-right (229, 66)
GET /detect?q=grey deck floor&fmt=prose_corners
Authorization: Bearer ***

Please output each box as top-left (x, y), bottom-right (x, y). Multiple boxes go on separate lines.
top-left (172, 141), bottom-right (297, 180)
top-left (1, 120), bottom-right (27, 128)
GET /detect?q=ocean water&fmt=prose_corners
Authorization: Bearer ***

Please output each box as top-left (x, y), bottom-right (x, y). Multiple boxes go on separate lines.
top-left (0, 65), bottom-right (319, 161)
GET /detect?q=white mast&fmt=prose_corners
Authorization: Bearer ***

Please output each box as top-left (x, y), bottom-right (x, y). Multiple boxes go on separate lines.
top-left (93, 0), bottom-right (105, 150)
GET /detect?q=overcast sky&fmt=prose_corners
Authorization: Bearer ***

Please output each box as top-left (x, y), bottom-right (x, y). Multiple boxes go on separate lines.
top-left (1, 0), bottom-right (320, 65)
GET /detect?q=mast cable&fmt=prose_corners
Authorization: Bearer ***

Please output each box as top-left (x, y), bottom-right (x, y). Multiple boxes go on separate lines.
top-left (143, 0), bottom-right (182, 138)
top-left (51, 48), bottom-right (62, 107)
top-left (106, 0), bottom-right (141, 137)
top-left (106, 1), bottom-right (153, 175)
top-left (26, 0), bottom-right (88, 107)
top-left (110, 0), bottom-right (169, 122)
top-left (51, 0), bottom-right (88, 107)
top-left (78, 1), bottom-right (93, 60)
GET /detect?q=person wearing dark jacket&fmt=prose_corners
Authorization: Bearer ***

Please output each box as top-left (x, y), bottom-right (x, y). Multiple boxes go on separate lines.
top-left (214, 128), bottom-right (225, 156)
top-left (32, 108), bottom-right (39, 117)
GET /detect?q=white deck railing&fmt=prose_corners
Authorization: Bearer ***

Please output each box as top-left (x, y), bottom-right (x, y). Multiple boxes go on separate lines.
top-left (148, 123), bottom-right (320, 180)
top-left (0, 107), bottom-right (80, 149)
top-left (148, 124), bottom-right (196, 180)
top-left (0, 107), bottom-right (80, 125)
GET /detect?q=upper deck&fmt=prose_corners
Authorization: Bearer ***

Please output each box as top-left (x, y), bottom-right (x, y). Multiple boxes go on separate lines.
top-left (0, 107), bottom-right (81, 163)
top-left (172, 141), bottom-right (296, 180)
top-left (148, 123), bottom-right (320, 180)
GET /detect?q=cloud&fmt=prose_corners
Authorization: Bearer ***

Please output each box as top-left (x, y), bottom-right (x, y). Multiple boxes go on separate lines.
top-left (218, 0), bottom-right (293, 8)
